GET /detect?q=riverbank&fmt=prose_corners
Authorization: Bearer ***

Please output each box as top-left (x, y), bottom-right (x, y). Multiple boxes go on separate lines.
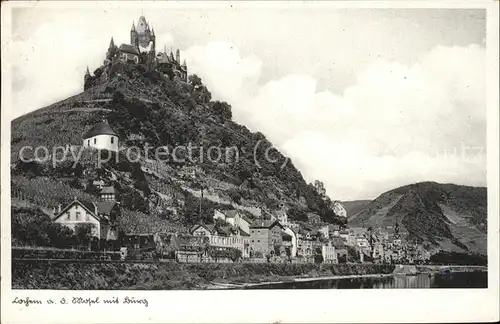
top-left (207, 265), bottom-right (488, 289)
top-left (12, 260), bottom-right (395, 290)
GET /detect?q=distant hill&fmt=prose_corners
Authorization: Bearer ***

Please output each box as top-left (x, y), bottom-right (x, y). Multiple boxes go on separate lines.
top-left (348, 182), bottom-right (487, 254)
top-left (341, 200), bottom-right (372, 218)
top-left (11, 59), bottom-right (346, 234)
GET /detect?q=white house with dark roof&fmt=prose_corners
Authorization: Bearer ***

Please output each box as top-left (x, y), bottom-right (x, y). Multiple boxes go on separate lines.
top-left (53, 199), bottom-right (120, 242)
top-left (83, 121), bottom-right (119, 152)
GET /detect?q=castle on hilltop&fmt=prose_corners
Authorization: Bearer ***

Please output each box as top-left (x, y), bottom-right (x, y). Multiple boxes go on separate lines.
top-left (84, 15), bottom-right (188, 89)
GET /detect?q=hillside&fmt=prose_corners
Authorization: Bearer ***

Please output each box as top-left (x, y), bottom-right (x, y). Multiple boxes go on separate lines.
top-left (348, 182), bottom-right (487, 254)
top-left (341, 200), bottom-right (371, 218)
top-left (10, 60), bottom-right (346, 234)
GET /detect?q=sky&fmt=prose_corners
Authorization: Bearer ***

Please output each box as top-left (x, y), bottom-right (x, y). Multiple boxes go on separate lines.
top-left (7, 5), bottom-right (487, 200)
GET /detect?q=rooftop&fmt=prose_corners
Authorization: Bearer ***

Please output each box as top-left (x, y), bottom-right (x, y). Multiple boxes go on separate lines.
top-left (250, 219), bottom-right (281, 229)
top-left (100, 186), bottom-right (116, 194)
top-left (118, 44), bottom-right (140, 55)
top-left (83, 122), bottom-right (118, 139)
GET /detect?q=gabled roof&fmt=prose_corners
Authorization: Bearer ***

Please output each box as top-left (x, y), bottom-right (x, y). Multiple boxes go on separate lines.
top-left (100, 186), bottom-right (116, 194)
top-left (53, 199), bottom-right (101, 222)
top-left (223, 210), bottom-right (238, 218)
top-left (83, 122), bottom-right (118, 139)
top-left (118, 44), bottom-right (140, 55)
top-left (250, 219), bottom-right (283, 229)
top-left (239, 227), bottom-right (250, 236)
top-left (190, 223), bottom-right (215, 235)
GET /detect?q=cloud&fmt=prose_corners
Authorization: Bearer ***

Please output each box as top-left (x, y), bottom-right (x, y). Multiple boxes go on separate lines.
top-left (183, 41), bottom-right (486, 200)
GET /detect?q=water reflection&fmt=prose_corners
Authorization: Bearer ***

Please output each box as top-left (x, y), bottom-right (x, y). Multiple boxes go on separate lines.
top-left (246, 271), bottom-right (487, 289)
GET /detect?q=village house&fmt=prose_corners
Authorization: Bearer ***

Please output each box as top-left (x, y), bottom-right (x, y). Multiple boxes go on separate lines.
top-left (249, 219), bottom-right (284, 256)
top-left (189, 222), bottom-right (251, 258)
top-left (322, 242), bottom-right (338, 264)
top-left (53, 198), bottom-right (120, 249)
top-left (356, 235), bottom-right (370, 249)
top-left (372, 241), bottom-right (385, 263)
top-left (213, 209), bottom-right (250, 235)
top-left (282, 227), bottom-right (298, 257)
top-left (190, 223), bottom-right (215, 237)
top-left (317, 225), bottom-right (329, 239)
top-left (271, 209), bottom-right (289, 227)
top-left (82, 121), bottom-right (119, 152)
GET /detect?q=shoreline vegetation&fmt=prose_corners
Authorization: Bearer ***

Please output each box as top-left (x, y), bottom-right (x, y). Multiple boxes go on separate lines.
top-left (11, 259), bottom-right (486, 290)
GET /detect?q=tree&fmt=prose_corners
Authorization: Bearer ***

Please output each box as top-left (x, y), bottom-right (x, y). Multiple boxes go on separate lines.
top-left (210, 101), bottom-right (232, 120)
top-left (75, 223), bottom-right (94, 251)
top-left (188, 74), bottom-right (202, 87)
top-left (314, 180), bottom-right (326, 198)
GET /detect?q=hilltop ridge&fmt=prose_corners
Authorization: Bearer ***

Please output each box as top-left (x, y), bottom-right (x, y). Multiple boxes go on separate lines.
top-left (348, 181), bottom-right (487, 254)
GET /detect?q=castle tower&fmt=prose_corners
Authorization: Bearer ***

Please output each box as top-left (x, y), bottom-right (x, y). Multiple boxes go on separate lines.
top-left (150, 27), bottom-right (156, 53)
top-left (106, 37), bottom-right (117, 60)
top-left (84, 66), bottom-right (92, 90)
top-left (176, 49), bottom-right (180, 62)
top-left (135, 15), bottom-right (155, 54)
top-left (130, 21), bottom-right (138, 48)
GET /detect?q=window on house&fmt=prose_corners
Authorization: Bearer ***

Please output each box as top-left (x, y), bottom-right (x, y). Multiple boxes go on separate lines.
top-left (87, 140), bottom-right (90, 145)
top-left (76, 212), bottom-right (81, 220)
top-left (111, 137), bottom-right (114, 144)
top-left (66, 213), bottom-right (70, 220)
top-left (94, 138), bottom-right (97, 144)
top-left (86, 214), bottom-right (90, 222)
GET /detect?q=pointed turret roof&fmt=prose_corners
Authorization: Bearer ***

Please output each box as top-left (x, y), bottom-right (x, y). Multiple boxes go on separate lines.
top-left (137, 16), bottom-right (149, 33)
top-left (109, 37), bottom-right (115, 48)
top-left (131, 21), bottom-right (136, 31)
top-left (85, 66), bottom-right (91, 76)
top-left (151, 27), bottom-right (155, 36)
top-left (182, 60), bottom-right (187, 67)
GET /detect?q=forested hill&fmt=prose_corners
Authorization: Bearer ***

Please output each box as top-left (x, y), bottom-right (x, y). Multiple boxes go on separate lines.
top-left (11, 60), bottom-right (346, 234)
top-left (348, 182), bottom-right (487, 255)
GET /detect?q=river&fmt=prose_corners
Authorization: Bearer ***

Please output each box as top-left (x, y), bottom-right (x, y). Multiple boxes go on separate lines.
top-left (244, 271), bottom-right (488, 289)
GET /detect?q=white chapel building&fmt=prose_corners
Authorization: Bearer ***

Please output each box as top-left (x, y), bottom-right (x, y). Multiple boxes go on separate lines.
top-left (82, 121), bottom-right (119, 152)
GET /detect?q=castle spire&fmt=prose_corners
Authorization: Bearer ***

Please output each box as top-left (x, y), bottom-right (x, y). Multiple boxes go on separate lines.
top-left (131, 21), bottom-right (136, 31)
top-left (182, 59), bottom-right (187, 67)
top-left (109, 37), bottom-right (115, 48)
top-left (85, 66), bottom-right (91, 76)
top-left (176, 49), bottom-right (180, 62)
top-left (151, 27), bottom-right (155, 36)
